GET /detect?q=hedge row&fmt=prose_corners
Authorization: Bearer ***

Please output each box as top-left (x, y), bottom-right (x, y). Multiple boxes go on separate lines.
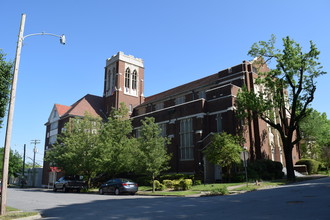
top-left (296, 159), bottom-right (320, 174)
top-left (154, 179), bottom-right (193, 191)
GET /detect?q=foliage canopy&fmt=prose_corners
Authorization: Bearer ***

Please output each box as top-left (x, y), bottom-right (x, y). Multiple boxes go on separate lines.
top-left (203, 132), bottom-right (242, 179)
top-left (46, 103), bottom-right (172, 189)
top-left (0, 50), bottom-right (13, 128)
top-left (0, 148), bottom-right (22, 178)
top-left (299, 109), bottom-right (330, 169)
top-left (46, 113), bottom-right (102, 186)
top-left (136, 117), bottom-right (171, 192)
top-left (97, 103), bottom-right (138, 177)
top-left (236, 35), bottom-right (326, 180)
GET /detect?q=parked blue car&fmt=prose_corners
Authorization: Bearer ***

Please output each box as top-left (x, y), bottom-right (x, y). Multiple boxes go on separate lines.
top-left (99, 178), bottom-right (138, 195)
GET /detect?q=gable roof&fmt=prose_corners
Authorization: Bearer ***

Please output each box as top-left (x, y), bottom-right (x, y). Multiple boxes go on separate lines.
top-left (142, 72), bottom-right (219, 105)
top-left (54, 104), bottom-right (71, 117)
top-left (61, 94), bottom-right (105, 119)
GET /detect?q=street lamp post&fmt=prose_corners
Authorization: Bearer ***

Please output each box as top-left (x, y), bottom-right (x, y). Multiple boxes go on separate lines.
top-left (0, 13), bottom-right (65, 215)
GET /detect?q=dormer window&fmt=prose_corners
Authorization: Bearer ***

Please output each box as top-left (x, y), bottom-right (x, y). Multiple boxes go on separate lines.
top-left (53, 110), bottom-right (57, 118)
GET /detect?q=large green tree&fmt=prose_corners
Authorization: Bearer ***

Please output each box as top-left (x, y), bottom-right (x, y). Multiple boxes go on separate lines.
top-left (136, 117), bottom-right (171, 192)
top-left (45, 113), bottom-right (102, 187)
top-left (203, 132), bottom-right (242, 181)
top-left (236, 35), bottom-right (326, 180)
top-left (0, 50), bottom-right (13, 128)
top-left (97, 103), bottom-right (137, 177)
top-left (0, 148), bottom-right (23, 179)
top-left (300, 109), bottom-right (330, 168)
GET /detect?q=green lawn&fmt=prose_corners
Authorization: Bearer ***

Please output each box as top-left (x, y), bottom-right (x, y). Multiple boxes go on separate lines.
top-left (76, 175), bottom-right (329, 197)
top-left (0, 207), bottom-right (39, 220)
top-left (137, 180), bottom-right (294, 196)
top-left (190, 183), bottom-right (241, 191)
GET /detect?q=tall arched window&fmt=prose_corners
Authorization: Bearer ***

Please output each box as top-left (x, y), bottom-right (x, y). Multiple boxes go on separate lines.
top-left (112, 67), bottom-right (116, 90)
top-left (132, 70), bottom-right (137, 90)
top-left (125, 68), bottom-right (130, 91)
top-left (107, 69), bottom-right (111, 92)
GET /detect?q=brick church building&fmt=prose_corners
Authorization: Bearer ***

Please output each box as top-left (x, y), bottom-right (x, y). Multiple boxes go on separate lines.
top-left (42, 52), bottom-right (300, 186)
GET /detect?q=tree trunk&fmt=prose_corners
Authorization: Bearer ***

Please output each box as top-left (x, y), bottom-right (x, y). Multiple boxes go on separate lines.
top-left (284, 144), bottom-right (295, 181)
top-left (152, 173), bottom-right (155, 193)
top-left (87, 177), bottom-right (91, 189)
top-left (227, 165), bottom-right (231, 183)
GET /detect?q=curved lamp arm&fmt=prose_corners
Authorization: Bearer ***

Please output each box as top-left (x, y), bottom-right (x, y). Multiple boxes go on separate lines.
top-left (23, 32), bottom-right (66, 44)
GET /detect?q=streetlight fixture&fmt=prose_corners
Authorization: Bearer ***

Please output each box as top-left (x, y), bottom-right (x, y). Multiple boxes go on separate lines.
top-left (23, 32), bottom-right (66, 45)
top-left (0, 13), bottom-right (65, 215)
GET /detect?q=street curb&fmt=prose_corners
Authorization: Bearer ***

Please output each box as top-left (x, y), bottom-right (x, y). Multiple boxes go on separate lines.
top-left (14, 213), bottom-right (42, 220)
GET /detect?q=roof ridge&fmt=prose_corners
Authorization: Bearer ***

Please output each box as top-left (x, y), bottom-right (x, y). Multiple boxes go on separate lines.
top-left (144, 72), bottom-right (219, 104)
top-left (60, 94), bottom-right (104, 119)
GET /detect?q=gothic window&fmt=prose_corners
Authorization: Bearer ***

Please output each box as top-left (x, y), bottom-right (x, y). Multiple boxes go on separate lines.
top-left (107, 69), bottom-right (111, 92)
top-left (112, 67), bottom-right (116, 91)
top-left (124, 67), bottom-right (139, 96)
top-left (132, 70), bottom-right (137, 90)
top-left (180, 118), bottom-right (194, 160)
top-left (125, 68), bottom-right (130, 92)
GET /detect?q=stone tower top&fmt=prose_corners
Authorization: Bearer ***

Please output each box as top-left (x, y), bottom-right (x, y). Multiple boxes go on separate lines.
top-left (106, 51), bottom-right (144, 68)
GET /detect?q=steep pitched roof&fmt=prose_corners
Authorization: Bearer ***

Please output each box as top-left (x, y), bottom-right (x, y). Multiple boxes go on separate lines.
top-left (54, 104), bottom-right (71, 117)
top-left (61, 94), bottom-right (105, 119)
top-left (143, 72), bottom-right (219, 105)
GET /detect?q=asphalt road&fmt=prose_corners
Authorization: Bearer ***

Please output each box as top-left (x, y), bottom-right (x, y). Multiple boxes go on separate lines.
top-left (7, 177), bottom-right (330, 220)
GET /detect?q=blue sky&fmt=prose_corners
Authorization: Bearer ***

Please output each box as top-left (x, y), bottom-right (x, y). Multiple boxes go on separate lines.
top-left (1, 0), bottom-right (329, 165)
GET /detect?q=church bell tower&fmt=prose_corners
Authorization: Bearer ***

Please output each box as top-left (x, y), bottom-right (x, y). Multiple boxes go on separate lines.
top-left (103, 52), bottom-right (145, 115)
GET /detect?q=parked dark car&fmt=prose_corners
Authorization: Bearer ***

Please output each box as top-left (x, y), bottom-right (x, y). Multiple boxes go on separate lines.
top-left (99, 178), bottom-right (138, 195)
top-left (53, 175), bottom-right (86, 192)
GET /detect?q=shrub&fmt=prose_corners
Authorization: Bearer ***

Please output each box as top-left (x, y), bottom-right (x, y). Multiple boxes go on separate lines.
top-left (296, 159), bottom-right (320, 174)
top-left (152, 180), bottom-right (166, 191)
top-left (162, 180), bottom-right (174, 188)
top-left (159, 184), bottom-right (166, 191)
top-left (194, 180), bottom-right (202, 185)
top-left (209, 186), bottom-right (229, 195)
top-left (172, 179), bottom-right (193, 191)
top-left (180, 179), bottom-right (193, 190)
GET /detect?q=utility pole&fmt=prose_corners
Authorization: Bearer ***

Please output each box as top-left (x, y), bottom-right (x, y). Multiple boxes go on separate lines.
top-left (0, 13), bottom-right (65, 215)
top-left (31, 139), bottom-right (40, 187)
top-left (0, 13), bottom-right (26, 216)
top-left (21, 144), bottom-right (26, 188)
